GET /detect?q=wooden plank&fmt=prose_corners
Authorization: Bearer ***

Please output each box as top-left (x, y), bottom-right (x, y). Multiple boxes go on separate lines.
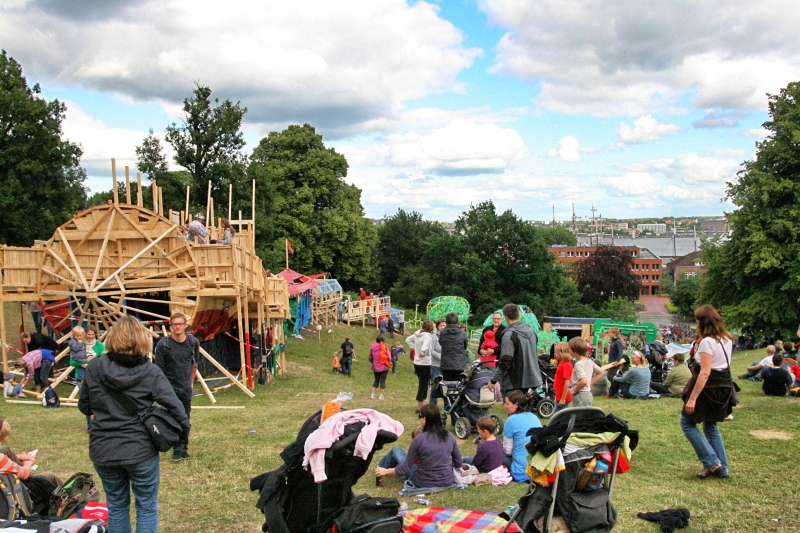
top-left (193, 406), bottom-right (244, 410)
top-left (198, 346), bottom-right (255, 398)
top-left (56, 228), bottom-right (89, 291)
top-left (90, 208), bottom-right (116, 288)
top-left (125, 166), bottom-right (131, 204)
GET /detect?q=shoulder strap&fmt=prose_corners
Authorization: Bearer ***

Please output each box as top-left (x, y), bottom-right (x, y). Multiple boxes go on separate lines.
top-left (717, 339), bottom-right (730, 367)
top-left (101, 383), bottom-right (140, 417)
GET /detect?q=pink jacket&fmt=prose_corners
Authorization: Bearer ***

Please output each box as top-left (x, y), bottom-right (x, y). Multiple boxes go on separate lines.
top-left (303, 408), bottom-right (404, 482)
top-left (21, 350), bottom-right (42, 381)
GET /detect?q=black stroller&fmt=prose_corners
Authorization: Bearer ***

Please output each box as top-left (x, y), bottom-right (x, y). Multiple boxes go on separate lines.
top-left (645, 340), bottom-right (670, 383)
top-left (525, 357), bottom-right (557, 419)
top-left (502, 406), bottom-right (637, 533)
top-left (434, 361), bottom-right (504, 440)
top-left (252, 410), bottom-right (402, 533)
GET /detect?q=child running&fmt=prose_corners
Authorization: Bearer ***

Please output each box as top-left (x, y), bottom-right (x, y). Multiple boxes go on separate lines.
top-left (554, 342), bottom-right (574, 411)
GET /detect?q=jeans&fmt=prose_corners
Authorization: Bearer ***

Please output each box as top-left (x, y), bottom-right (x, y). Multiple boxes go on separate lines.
top-left (173, 388), bottom-right (192, 453)
top-left (554, 401), bottom-right (570, 413)
top-left (680, 414), bottom-right (729, 475)
top-left (94, 455), bottom-right (160, 533)
top-left (429, 366), bottom-right (442, 404)
top-left (31, 310), bottom-right (43, 334)
top-left (39, 359), bottom-right (53, 388)
top-left (379, 446), bottom-right (416, 481)
top-left (75, 366), bottom-right (85, 386)
top-left (340, 357), bottom-right (352, 377)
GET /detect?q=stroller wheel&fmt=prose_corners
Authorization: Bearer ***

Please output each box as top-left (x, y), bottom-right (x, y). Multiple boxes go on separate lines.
top-left (490, 414), bottom-right (504, 435)
top-left (536, 398), bottom-right (556, 419)
top-left (454, 417), bottom-right (472, 440)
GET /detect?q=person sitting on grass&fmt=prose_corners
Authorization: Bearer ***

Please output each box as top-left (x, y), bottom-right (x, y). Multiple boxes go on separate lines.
top-left (650, 353), bottom-right (692, 397)
top-left (613, 351), bottom-right (652, 399)
top-left (739, 345), bottom-right (776, 381)
top-left (2, 373), bottom-right (25, 398)
top-left (502, 390), bottom-right (542, 482)
top-left (462, 416), bottom-right (503, 474)
top-left (761, 353), bottom-right (792, 396)
top-left (374, 403), bottom-right (462, 489)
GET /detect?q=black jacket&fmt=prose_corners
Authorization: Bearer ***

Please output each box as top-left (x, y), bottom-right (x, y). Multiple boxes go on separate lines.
top-left (438, 324), bottom-right (468, 372)
top-left (478, 325), bottom-right (506, 357)
top-left (79, 351), bottom-right (189, 466)
top-left (26, 332), bottom-right (59, 354)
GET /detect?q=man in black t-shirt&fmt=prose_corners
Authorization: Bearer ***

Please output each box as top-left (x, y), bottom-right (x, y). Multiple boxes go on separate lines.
top-left (155, 312), bottom-right (198, 461)
top-left (336, 338), bottom-right (355, 377)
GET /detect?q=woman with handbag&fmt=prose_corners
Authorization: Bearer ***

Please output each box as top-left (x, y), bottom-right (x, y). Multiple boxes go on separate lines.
top-left (680, 305), bottom-right (736, 480)
top-left (79, 315), bottom-right (189, 532)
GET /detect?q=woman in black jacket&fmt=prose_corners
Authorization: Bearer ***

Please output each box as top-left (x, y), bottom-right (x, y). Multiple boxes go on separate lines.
top-left (79, 315), bottom-right (189, 533)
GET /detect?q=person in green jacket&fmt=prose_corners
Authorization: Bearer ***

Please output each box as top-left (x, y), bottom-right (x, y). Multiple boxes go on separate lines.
top-left (84, 325), bottom-right (105, 358)
top-left (651, 353), bottom-right (692, 396)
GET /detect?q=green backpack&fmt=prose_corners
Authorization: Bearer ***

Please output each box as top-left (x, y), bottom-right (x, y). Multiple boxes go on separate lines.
top-left (0, 473), bottom-right (33, 520)
top-left (49, 472), bottom-right (99, 518)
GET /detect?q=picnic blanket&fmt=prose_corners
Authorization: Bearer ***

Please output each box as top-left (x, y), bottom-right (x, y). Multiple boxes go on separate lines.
top-left (402, 507), bottom-right (519, 533)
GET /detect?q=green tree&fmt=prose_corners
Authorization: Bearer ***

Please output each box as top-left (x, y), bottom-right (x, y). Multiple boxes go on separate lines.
top-left (699, 81), bottom-right (800, 333)
top-left (135, 129), bottom-right (169, 183)
top-left (0, 50), bottom-right (86, 245)
top-left (534, 226), bottom-right (577, 247)
top-left (671, 273), bottom-right (700, 317)
top-left (576, 246), bottom-right (641, 309)
top-left (374, 209), bottom-right (448, 291)
top-left (599, 297), bottom-right (638, 322)
top-left (165, 84), bottom-right (247, 209)
top-left (248, 124), bottom-right (375, 284)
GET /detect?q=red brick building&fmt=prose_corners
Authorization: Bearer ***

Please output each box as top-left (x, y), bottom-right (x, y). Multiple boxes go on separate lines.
top-left (666, 250), bottom-right (706, 284)
top-left (548, 245), bottom-right (662, 296)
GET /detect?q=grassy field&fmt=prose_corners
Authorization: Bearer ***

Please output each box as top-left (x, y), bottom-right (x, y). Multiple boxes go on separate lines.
top-left (2, 305), bottom-right (798, 532)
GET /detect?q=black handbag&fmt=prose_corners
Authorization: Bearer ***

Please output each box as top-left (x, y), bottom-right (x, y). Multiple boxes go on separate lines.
top-left (104, 387), bottom-right (183, 452)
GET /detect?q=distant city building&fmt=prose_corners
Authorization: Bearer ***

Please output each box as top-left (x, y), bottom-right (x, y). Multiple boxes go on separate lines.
top-left (636, 223), bottom-right (667, 234)
top-left (667, 250), bottom-right (707, 283)
top-left (700, 218), bottom-right (728, 232)
top-left (548, 245), bottom-right (662, 296)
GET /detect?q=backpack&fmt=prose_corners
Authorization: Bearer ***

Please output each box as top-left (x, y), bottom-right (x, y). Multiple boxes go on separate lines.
top-left (333, 494), bottom-right (402, 533)
top-left (49, 472), bottom-right (99, 518)
top-left (42, 386), bottom-right (60, 408)
top-left (0, 473), bottom-right (33, 520)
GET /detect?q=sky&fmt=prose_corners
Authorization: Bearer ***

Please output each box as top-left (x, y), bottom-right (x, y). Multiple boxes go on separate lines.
top-left (2, 0), bottom-right (798, 222)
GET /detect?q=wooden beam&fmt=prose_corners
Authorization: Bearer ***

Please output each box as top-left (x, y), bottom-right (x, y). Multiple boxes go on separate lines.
top-left (137, 173), bottom-right (143, 206)
top-left (185, 186), bottom-right (190, 224)
top-left (93, 224), bottom-right (175, 291)
top-left (111, 158), bottom-right (118, 204)
top-left (56, 228), bottom-right (89, 292)
top-left (152, 180), bottom-right (158, 212)
top-left (125, 166), bottom-right (131, 204)
top-left (90, 208), bottom-right (116, 289)
top-left (198, 346), bottom-right (255, 398)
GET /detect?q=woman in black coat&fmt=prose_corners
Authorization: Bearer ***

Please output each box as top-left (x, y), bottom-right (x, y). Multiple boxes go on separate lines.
top-left (79, 315), bottom-right (189, 533)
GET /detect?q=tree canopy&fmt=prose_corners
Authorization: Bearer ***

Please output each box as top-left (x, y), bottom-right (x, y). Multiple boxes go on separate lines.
top-left (699, 81), bottom-right (800, 335)
top-left (576, 245), bottom-right (641, 309)
top-left (248, 124), bottom-right (375, 284)
top-left (165, 84), bottom-right (247, 210)
top-left (0, 50), bottom-right (86, 246)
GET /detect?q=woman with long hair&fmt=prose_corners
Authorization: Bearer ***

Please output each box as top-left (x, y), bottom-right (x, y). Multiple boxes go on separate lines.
top-left (406, 320), bottom-right (434, 413)
top-left (681, 305), bottom-right (736, 479)
top-left (79, 315), bottom-right (190, 532)
top-left (85, 325), bottom-right (105, 357)
top-left (219, 219), bottom-right (235, 245)
top-left (502, 390), bottom-right (542, 482)
top-left (613, 350), bottom-right (651, 399)
top-left (374, 403), bottom-right (462, 488)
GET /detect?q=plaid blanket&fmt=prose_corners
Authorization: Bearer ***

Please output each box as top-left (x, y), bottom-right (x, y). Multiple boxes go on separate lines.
top-left (402, 507), bottom-right (519, 533)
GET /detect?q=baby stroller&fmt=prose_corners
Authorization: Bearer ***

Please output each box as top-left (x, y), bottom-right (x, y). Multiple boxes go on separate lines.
top-left (502, 406), bottom-right (637, 533)
top-left (434, 361), bottom-right (504, 439)
top-left (252, 409), bottom-right (402, 533)
top-left (645, 341), bottom-right (670, 383)
top-left (525, 358), bottom-right (557, 419)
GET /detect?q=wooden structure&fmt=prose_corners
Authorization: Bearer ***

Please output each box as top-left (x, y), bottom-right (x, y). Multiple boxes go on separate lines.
top-left (0, 159), bottom-right (290, 402)
top-left (310, 279), bottom-right (342, 329)
top-left (345, 295), bottom-right (390, 328)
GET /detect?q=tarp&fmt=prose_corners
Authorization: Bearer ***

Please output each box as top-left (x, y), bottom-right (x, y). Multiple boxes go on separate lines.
top-left (666, 342), bottom-right (692, 357)
top-left (276, 268), bottom-right (327, 296)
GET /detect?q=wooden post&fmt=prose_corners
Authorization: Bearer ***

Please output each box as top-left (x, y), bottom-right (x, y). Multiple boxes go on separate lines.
top-left (0, 282), bottom-right (6, 373)
top-left (152, 180), bottom-right (158, 212)
top-left (124, 166), bottom-right (131, 204)
top-left (136, 173), bottom-right (143, 206)
top-left (206, 181), bottom-right (212, 225)
top-left (210, 197), bottom-right (215, 241)
top-left (185, 186), bottom-right (190, 223)
top-left (236, 295), bottom-right (247, 388)
top-left (251, 179), bottom-right (256, 250)
top-left (228, 183), bottom-right (233, 220)
top-left (244, 296), bottom-right (253, 389)
top-left (111, 158), bottom-right (118, 204)
top-left (158, 186), bottom-right (164, 217)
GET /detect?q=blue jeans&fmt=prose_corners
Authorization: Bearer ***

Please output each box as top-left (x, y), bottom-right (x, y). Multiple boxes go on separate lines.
top-left (429, 366), bottom-right (442, 404)
top-left (173, 388), bottom-right (192, 453)
top-left (94, 455), bottom-right (160, 533)
top-left (379, 446), bottom-right (416, 481)
top-left (39, 359), bottom-right (53, 388)
top-left (340, 357), bottom-right (352, 377)
top-left (680, 414), bottom-right (729, 475)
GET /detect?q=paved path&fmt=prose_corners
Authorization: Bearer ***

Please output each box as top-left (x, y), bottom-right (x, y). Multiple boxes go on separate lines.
top-left (638, 296), bottom-right (674, 326)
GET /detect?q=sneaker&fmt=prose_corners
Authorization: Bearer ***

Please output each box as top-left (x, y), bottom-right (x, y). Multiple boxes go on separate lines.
top-left (753, 376), bottom-right (762, 382)
top-left (737, 374), bottom-right (749, 380)
top-left (370, 393), bottom-right (375, 400)
top-left (697, 464), bottom-right (721, 479)
top-left (180, 451), bottom-right (191, 460)
top-left (379, 394), bottom-right (385, 400)
top-left (172, 451), bottom-right (182, 462)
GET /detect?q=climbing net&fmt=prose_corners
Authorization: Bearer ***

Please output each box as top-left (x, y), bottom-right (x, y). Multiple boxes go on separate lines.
top-left (426, 296), bottom-right (470, 324)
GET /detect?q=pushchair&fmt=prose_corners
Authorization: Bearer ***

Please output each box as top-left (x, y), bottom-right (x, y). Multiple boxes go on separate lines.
top-left (525, 358), bottom-right (557, 419)
top-left (645, 341), bottom-right (670, 383)
top-left (434, 360), bottom-right (504, 440)
top-left (502, 406), bottom-right (637, 533)
top-left (252, 409), bottom-right (402, 533)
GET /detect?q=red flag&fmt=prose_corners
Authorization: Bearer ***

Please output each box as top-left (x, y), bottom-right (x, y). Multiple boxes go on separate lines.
top-left (286, 239), bottom-right (294, 253)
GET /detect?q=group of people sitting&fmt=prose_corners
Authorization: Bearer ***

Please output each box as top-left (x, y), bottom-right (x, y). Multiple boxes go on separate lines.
top-left (738, 343), bottom-right (800, 396)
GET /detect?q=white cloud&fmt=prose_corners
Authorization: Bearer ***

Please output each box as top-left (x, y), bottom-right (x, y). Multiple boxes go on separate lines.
top-left (1, 0), bottom-right (481, 135)
top-left (742, 128), bottom-right (770, 139)
top-left (618, 116), bottom-right (680, 144)
top-left (480, 0), bottom-right (800, 115)
top-left (548, 136), bottom-right (582, 161)
top-left (600, 172), bottom-right (659, 195)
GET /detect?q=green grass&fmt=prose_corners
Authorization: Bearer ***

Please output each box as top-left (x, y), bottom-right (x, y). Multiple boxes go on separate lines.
top-left (2, 305), bottom-right (798, 532)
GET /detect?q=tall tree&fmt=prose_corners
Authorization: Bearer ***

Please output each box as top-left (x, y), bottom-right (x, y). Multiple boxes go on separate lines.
top-left (534, 226), bottom-right (578, 247)
top-left (576, 246), bottom-right (641, 309)
top-left (374, 209), bottom-right (448, 291)
top-left (699, 81), bottom-right (800, 334)
top-left (135, 129), bottom-right (169, 183)
top-left (671, 273), bottom-right (701, 317)
top-left (165, 84), bottom-right (247, 210)
top-left (249, 124), bottom-right (375, 284)
top-left (0, 50), bottom-right (86, 245)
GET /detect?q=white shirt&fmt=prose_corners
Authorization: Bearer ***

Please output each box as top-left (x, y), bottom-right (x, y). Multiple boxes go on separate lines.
top-left (187, 220), bottom-right (208, 243)
top-left (407, 330), bottom-right (432, 366)
top-left (697, 337), bottom-right (733, 371)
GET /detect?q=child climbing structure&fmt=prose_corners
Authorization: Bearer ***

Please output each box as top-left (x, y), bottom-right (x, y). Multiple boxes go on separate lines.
top-left (0, 159), bottom-right (290, 403)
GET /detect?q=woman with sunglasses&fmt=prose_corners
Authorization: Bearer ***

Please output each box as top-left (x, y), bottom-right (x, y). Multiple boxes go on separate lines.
top-left (375, 403), bottom-right (462, 488)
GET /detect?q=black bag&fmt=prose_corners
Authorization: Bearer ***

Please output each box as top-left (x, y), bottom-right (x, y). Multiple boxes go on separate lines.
top-left (556, 457), bottom-right (617, 533)
top-left (42, 386), bottom-right (60, 408)
top-left (104, 386), bottom-right (183, 452)
top-left (0, 474), bottom-right (33, 520)
top-left (49, 472), bottom-right (99, 518)
top-left (334, 495), bottom-right (402, 533)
